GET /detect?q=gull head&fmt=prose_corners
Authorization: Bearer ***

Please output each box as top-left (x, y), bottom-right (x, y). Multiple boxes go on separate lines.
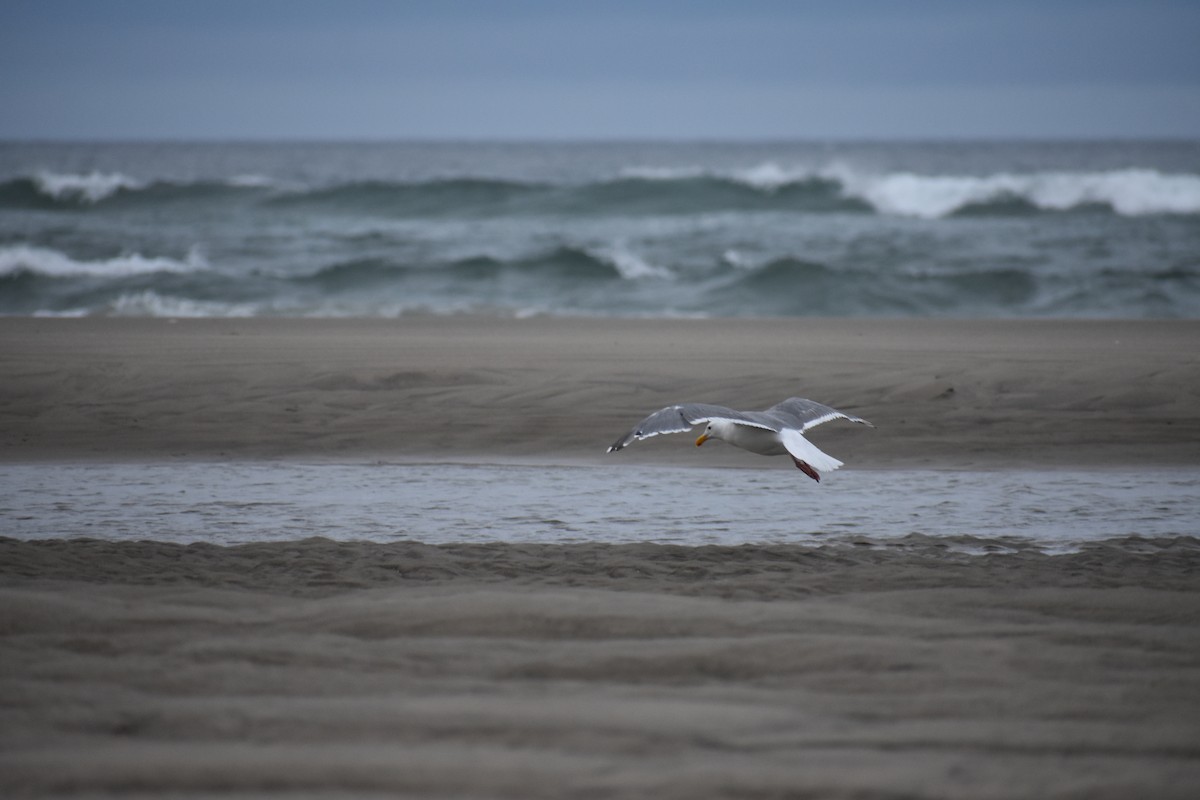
top-left (696, 421), bottom-right (723, 447)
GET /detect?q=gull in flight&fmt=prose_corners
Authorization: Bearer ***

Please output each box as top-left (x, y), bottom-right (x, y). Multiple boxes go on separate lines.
top-left (607, 397), bottom-right (873, 482)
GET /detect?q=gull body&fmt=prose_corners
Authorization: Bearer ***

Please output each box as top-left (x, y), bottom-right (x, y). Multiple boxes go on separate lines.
top-left (696, 418), bottom-right (788, 455)
top-left (607, 396), bottom-right (873, 482)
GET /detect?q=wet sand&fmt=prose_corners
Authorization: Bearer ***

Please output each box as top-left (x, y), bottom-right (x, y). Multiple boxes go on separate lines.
top-left (2, 317), bottom-right (1200, 798)
top-left (2, 536), bottom-right (1200, 798)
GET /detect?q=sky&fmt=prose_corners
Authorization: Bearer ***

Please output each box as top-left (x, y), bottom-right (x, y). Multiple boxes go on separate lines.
top-left (1, 0), bottom-right (1198, 140)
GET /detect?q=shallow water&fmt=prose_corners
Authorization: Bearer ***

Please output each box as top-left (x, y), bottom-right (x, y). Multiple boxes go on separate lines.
top-left (2, 462), bottom-right (1197, 552)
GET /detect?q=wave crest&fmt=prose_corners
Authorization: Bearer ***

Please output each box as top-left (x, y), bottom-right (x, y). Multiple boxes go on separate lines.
top-left (606, 163), bottom-right (1200, 218)
top-left (0, 244), bottom-right (208, 278)
top-left (34, 171), bottom-right (144, 203)
top-left (843, 168), bottom-right (1200, 218)
top-left (6, 164), bottom-right (1194, 218)
top-left (108, 290), bottom-right (257, 318)
top-left (0, 172), bottom-right (279, 209)
top-left (300, 245), bottom-right (669, 289)
top-left (620, 162), bottom-right (832, 191)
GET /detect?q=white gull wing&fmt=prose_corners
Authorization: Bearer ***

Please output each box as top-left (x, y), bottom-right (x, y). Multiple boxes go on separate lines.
top-left (606, 403), bottom-right (777, 453)
top-left (762, 397), bottom-right (874, 433)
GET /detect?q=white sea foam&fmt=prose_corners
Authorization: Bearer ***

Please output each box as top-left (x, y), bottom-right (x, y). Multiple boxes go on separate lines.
top-left (729, 162), bottom-right (821, 190)
top-left (620, 162), bottom-right (822, 191)
top-left (108, 290), bottom-right (257, 318)
top-left (227, 173), bottom-right (279, 188)
top-left (0, 244), bottom-right (208, 278)
top-left (31, 307), bottom-right (90, 318)
top-left (591, 244), bottom-right (673, 280)
top-left (619, 165), bottom-right (707, 182)
top-left (841, 168), bottom-right (1200, 219)
top-left (721, 249), bottom-right (758, 270)
top-left (33, 171), bottom-right (144, 203)
top-left (622, 161), bottom-right (1200, 217)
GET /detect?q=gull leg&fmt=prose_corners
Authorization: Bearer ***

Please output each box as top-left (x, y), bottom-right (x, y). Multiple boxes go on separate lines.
top-left (791, 456), bottom-right (821, 483)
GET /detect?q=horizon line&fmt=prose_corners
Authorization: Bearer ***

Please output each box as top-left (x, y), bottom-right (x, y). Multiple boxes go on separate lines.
top-left (4, 134), bottom-right (1200, 146)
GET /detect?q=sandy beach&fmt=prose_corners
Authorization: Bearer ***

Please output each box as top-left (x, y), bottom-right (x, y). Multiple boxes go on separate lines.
top-left (3, 536), bottom-right (1200, 798)
top-left (1, 316), bottom-right (1198, 466)
top-left (3, 316), bottom-right (1200, 798)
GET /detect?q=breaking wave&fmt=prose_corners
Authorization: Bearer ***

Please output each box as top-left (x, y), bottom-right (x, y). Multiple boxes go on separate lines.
top-left (846, 168), bottom-right (1200, 218)
top-left (299, 245), bottom-right (669, 288)
top-left (3, 142), bottom-right (1198, 320)
top-left (0, 244), bottom-right (208, 278)
top-left (0, 172), bottom-right (275, 208)
top-left (33, 171), bottom-right (144, 203)
top-left (622, 163), bottom-right (1200, 218)
top-left (105, 290), bottom-right (259, 318)
top-left (4, 165), bottom-right (1197, 218)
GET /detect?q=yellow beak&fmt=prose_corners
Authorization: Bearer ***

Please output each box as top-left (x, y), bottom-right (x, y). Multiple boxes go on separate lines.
top-left (695, 433), bottom-right (709, 446)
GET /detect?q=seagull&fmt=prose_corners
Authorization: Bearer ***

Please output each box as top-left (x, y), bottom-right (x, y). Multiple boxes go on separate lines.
top-left (607, 397), bottom-right (873, 482)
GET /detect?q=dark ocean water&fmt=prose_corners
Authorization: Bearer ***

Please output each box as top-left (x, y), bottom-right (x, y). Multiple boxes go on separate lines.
top-left (1, 140), bottom-right (1198, 318)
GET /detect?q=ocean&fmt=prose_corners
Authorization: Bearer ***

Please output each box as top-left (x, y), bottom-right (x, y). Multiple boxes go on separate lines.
top-left (2, 139), bottom-right (1199, 319)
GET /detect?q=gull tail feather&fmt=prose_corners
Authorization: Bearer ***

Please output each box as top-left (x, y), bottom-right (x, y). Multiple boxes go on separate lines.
top-left (779, 429), bottom-right (844, 477)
